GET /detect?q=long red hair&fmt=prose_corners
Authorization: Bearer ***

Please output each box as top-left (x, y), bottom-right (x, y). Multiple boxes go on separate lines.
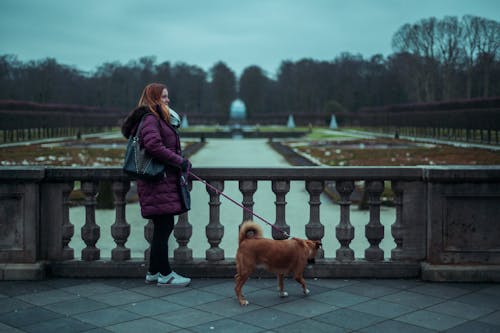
top-left (137, 83), bottom-right (170, 122)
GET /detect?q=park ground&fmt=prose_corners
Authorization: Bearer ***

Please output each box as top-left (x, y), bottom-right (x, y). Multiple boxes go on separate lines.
top-left (1, 127), bottom-right (499, 167)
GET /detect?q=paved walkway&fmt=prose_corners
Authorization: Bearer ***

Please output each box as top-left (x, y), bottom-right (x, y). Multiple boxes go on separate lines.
top-left (1, 277), bottom-right (499, 332)
top-left (189, 138), bottom-right (290, 167)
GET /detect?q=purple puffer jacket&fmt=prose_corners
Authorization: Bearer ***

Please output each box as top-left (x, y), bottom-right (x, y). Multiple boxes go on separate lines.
top-left (122, 106), bottom-right (185, 218)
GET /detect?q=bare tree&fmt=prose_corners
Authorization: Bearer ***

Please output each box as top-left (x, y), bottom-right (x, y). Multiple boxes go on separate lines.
top-left (477, 18), bottom-right (500, 96)
top-left (462, 15), bottom-right (482, 98)
top-left (392, 18), bottom-right (440, 102)
top-left (436, 16), bottom-right (463, 99)
top-left (462, 15), bottom-right (500, 98)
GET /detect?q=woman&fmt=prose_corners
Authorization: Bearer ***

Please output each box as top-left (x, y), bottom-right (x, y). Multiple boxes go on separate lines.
top-left (121, 83), bottom-right (191, 287)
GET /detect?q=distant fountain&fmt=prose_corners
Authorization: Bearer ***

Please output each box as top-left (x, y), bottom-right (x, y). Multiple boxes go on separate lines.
top-left (229, 99), bottom-right (247, 138)
top-left (229, 99), bottom-right (246, 122)
top-left (181, 115), bottom-right (189, 128)
top-left (287, 114), bottom-right (295, 128)
top-left (329, 114), bottom-right (338, 129)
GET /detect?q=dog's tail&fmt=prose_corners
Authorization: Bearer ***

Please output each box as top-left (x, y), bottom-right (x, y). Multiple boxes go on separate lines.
top-left (239, 220), bottom-right (263, 244)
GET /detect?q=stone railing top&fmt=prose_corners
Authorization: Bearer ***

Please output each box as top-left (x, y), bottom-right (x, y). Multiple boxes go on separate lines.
top-left (0, 166), bottom-right (45, 181)
top-left (422, 165), bottom-right (500, 182)
top-left (192, 166), bottom-right (424, 180)
top-left (1, 166), bottom-right (499, 182)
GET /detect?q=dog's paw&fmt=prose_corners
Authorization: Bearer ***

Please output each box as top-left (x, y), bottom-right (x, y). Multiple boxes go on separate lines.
top-left (303, 288), bottom-right (310, 295)
top-left (279, 291), bottom-right (289, 298)
top-left (240, 300), bottom-right (249, 306)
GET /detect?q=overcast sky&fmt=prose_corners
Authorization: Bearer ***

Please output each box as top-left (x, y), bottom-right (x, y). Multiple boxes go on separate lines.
top-left (1, 0), bottom-right (499, 77)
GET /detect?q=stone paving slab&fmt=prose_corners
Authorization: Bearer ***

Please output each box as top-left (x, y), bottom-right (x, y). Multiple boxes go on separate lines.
top-left (1, 278), bottom-right (499, 332)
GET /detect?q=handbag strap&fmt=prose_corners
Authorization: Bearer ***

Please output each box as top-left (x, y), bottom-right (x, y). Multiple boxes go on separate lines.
top-left (134, 112), bottom-right (172, 150)
top-left (133, 114), bottom-right (149, 139)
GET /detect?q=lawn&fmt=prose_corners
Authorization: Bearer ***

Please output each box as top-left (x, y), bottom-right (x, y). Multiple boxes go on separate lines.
top-left (1, 129), bottom-right (499, 167)
top-left (0, 137), bottom-right (200, 167)
top-left (287, 137), bottom-right (500, 166)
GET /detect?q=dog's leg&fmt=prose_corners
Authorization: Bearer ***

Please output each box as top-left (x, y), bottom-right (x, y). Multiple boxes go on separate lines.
top-left (277, 274), bottom-right (288, 298)
top-left (295, 274), bottom-right (310, 295)
top-left (235, 273), bottom-right (250, 306)
top-left (234, 274), bottom-right (245, 297)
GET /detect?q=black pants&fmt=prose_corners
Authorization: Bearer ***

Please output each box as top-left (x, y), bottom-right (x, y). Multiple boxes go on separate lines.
top-left (148, 214), bottom-right (174, 275)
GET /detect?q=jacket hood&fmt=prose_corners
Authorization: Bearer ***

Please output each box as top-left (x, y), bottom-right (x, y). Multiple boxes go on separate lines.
top-left (121, 106), bottom-right (151, 138)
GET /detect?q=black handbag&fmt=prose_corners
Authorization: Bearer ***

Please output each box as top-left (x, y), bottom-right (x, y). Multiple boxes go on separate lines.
top-left (123, 115), bottom-right (165, 180)
top-left (179, 167), bottom-right (191, 211)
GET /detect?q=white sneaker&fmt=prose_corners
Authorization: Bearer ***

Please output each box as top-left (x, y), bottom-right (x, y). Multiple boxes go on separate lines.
top-left (157, 271), bottom-right (191, 287)
top-left (145, 272), bottom-right (159, 284)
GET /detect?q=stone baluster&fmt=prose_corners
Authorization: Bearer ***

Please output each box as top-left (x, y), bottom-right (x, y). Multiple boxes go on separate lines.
top-left (271, 180), bottom-right (290, 240)
top-left (61, 182), bottom-right (75, 260)
top-left (144, 219), bottom-right (153, 261)
top-left (206, 180), bottom-right (224, 261)
top-left (305, 180), bottom-right (325, 258)
top-left (364, 181), bottom-right (385, 261)
top-left (174, 179), bottom-right (193, 263)
top-left (81, 181), bottom-right (100, 261)
top-left (239, 180), bottom-right (257, 224)
top-left (335, 180), bottom-right (355, 261)
top-left (111, 181), bottom-right (131, 261)
top-left (391, 181), bottom-right (404, 260)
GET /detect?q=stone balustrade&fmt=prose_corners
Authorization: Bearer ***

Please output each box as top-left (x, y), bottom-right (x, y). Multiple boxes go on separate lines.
top-left (1, 166), bottom-right (499, 281)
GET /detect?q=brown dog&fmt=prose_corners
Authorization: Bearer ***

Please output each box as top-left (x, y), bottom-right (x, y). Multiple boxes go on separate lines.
top-left (234, 220), bottom-right (321, 306)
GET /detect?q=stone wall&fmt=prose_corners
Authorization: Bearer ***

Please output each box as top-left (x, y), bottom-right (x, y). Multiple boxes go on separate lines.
top-left (1, 166), bottom-right (499, 281)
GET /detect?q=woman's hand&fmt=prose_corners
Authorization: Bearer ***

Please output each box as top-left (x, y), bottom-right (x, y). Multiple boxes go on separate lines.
top-left (181, 159), bottom-right (192, 172)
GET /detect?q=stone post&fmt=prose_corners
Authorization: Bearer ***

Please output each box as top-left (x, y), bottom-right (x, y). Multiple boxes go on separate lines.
top-left (81, 181), bottom-right (100, 261)
top-left (174, 179), bottom-right (193, 263)
top-left (206, 180), bottom-right (224, 261)
top-left (272, 180), bottom-right (290, 240)
top-left (400, 181), bottom-right (427, 261)
top-left (364, 181), bottom-right (384, 261)
top-left (61, 182), bottom-right (75, 260)
top-left (335, 180), bottom-right (355, 262)
top-left (111, 181), bottom-right (131, 261)
top-left (305, 180), bottom-right (325, 258)
top-left (239, 180), bottom-right (257, 225)
top-left (41, 182), bottom-right (75, 261)
top-left (391, 181), bottom-right (404, 260)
